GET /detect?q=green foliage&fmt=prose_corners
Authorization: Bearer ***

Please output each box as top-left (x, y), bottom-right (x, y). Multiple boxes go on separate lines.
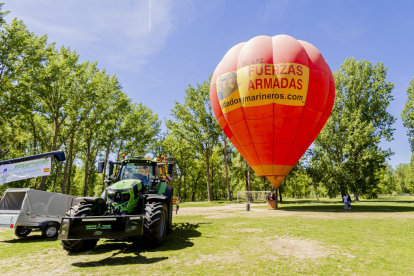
top-left (401, 78), bottom-right (414, 150)
top-left (0, 13), bottom-right (52, 159)
top-left (166, 76), bottom-right (222, 201)
top-left (377, 164), bottom-right (396, 194)
top-left (0, 3), bottom-right (9, 26)
top-left (283, 160), bottom-right (312, 198)
top-left (309, 58), bottom-right (395, 198)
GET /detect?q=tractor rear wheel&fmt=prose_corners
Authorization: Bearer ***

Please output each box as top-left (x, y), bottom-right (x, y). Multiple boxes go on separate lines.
top-left (61, 199), bottom-right (101, 252)
top-left (140, 201), bottom-right (168, 247)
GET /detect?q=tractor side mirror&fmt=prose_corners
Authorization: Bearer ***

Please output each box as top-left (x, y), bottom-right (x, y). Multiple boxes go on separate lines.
top-left (167, 163), bottom-right (173, 175)
top-left (108, 161), bottom-right (114, 176)
top-left (97, 161), bottom-right (105, 173)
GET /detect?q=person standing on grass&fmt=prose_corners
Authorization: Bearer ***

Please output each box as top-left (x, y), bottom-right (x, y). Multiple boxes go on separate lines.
top-left (347, 194), bottom-right (352, 209)
top-left (343, 194), bottom-right (348, 209)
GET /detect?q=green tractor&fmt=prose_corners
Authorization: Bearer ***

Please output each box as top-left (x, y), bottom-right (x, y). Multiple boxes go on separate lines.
top-left (58, 156), bottom-right (175, 252)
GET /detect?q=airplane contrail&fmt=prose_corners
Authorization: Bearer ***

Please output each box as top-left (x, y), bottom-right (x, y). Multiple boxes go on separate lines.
top-left (149, 0), bottom-right (151, 31)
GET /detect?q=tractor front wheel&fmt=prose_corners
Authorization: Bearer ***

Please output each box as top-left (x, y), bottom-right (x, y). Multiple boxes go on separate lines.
top-left (139, 201), bottom-right (168, 247)
top-left (61, 199), bottom-right (101, 252)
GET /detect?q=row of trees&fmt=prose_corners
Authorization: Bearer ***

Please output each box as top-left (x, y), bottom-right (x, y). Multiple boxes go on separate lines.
top-left (2, 5), bottom-right (414, 200)
top-left (0, 6), bottom-right (161, 196)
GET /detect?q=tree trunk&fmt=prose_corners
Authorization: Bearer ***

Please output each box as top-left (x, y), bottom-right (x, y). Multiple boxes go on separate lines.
top-left (52, 176), bottom-right (56, 191)
top-left (62, 135), bottom-right (74, 194)
top-left (247, 164), bottom-right (252, 202)
top-left (38, 176), bottom-right (47, 190)
top-left (192, 178), bottom-right (196, 201)
top-left (61, 156), bottom-right (69, 194)
top-left (262, 177), bottom-right (268, 191)
top-left (24, 178), bottom-right (31, 188)
top-left (51, 162), bottom-right (60, 192)
top-left (278, 186), bottom-right (283, 202)
top-left (205, 148), bottom-right (212, 201)
top-left (245, 162), bottom-right (252, 202)
top-left (66, 147), bottom-right (75, 195)
top-left (178, 174), bottom-right (182, 199)
top-left (83, 135), bottom-right (91, 196)
top-left (27, 120), bottom-right (38, 189)
top-left (39, 116), bottom-right (59, 190)
top-left (102, 144), bottom-right (111, 192)
top-left (223, 135), bottom-right (231, 202)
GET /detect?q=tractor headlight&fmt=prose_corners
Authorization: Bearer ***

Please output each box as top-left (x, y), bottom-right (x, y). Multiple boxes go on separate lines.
top-left (108, 191), bottom-right (115, 201)
top-left (122, 193), bottom-right (131, 202)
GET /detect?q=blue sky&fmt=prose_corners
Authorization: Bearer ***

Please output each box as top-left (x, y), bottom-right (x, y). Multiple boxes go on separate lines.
top-left (4, 0), bottom-right (414, 167)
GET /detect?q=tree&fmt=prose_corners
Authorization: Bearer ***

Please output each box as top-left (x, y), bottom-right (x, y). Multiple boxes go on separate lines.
top-left (377, 164), bottom-right (396, 194)
top-left (155, 132), bottom-right (194, 199)
top-left (309, 58), bottom-right (395, 198)
top-left (116, 102), bottom-right (161, 158)
top-left (167, 77), bottom-right (221, 201)
top-left (283, 161), bottom-right (312, 198)
top-left (394, 163), bottom-right (413, 193)
top-left (0, 3), bottom-right (9, 25)
top-left (0, 14), bottom-right (51, 159)
top-left (401, 78), bottom-right (414, 150)
top-left (60, 60), bottom-right (101, 194)
top-left (79, 71), bottom-right (125, 196)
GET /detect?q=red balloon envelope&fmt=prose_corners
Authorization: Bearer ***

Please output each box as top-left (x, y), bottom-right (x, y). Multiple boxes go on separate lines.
top-left (210, 35), bottom-right (335, 189)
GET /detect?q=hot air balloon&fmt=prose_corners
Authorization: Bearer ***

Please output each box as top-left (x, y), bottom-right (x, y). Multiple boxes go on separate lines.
top-left (210, 35), bottom-right (335, 189)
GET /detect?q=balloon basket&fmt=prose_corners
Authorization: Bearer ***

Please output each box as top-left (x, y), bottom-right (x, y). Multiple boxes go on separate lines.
top-left (267, 199), bottom-right (277, 210)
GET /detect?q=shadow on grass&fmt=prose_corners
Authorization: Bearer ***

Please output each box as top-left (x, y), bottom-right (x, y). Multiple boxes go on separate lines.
top-left (279, 200), bottom-right (342, 205)
top-left (2, 234), bottom-right (57, 244)
top-left (363, 200), bottom-right (414, 204)
top-left (278, 204), bottom-right (414, 213)
top-left (71, 222), bottom-right (202, 267)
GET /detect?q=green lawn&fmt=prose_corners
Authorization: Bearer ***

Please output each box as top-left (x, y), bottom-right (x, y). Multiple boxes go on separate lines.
top-left (0, 196), bottom-right (413, 275)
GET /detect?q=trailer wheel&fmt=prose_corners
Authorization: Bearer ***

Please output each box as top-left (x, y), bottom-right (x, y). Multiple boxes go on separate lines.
top-left (139, 201), bottom-right (168, 247)
top-left (61, 199), bottom-right (101, 252)
top-left (15, 226), bottom-right (32, 238)
top-left (42, 222), bottom-right (59, 238)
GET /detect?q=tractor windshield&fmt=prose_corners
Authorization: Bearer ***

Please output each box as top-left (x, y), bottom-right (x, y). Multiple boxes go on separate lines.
top-left (119, 163), bottom-right (152, 185)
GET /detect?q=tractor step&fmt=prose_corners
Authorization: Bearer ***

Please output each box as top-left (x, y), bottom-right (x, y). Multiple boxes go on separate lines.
top-left (58, 215), bottom-right (144, 240)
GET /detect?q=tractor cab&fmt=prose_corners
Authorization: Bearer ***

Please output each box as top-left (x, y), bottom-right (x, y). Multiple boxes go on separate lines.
top-left (97, 156), bottom-right (173, 214)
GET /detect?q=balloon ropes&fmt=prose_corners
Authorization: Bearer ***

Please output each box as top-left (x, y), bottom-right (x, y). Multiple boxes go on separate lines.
top-left (210, 35), bottom-right (335, 189)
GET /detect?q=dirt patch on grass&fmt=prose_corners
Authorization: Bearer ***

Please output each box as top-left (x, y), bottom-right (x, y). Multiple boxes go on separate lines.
top-left (204, 213), bottom-right (237, 219)
top-left (178, 203), bottom-right (414, 220)
top-left (266, 235), bottom-right (332, 259)
top-left (234, 228), bottom-right (263, 233)
top-left (186, 251), bottom-right (241, 266)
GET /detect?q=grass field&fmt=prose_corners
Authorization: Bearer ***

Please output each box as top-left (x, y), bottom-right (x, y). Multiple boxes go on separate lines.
top-left (0, 196), bottom-right (413, 275)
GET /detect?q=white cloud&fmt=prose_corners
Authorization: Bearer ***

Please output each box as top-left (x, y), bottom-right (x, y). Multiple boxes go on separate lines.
top-left (4, 0), bottom-right (176, 72)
